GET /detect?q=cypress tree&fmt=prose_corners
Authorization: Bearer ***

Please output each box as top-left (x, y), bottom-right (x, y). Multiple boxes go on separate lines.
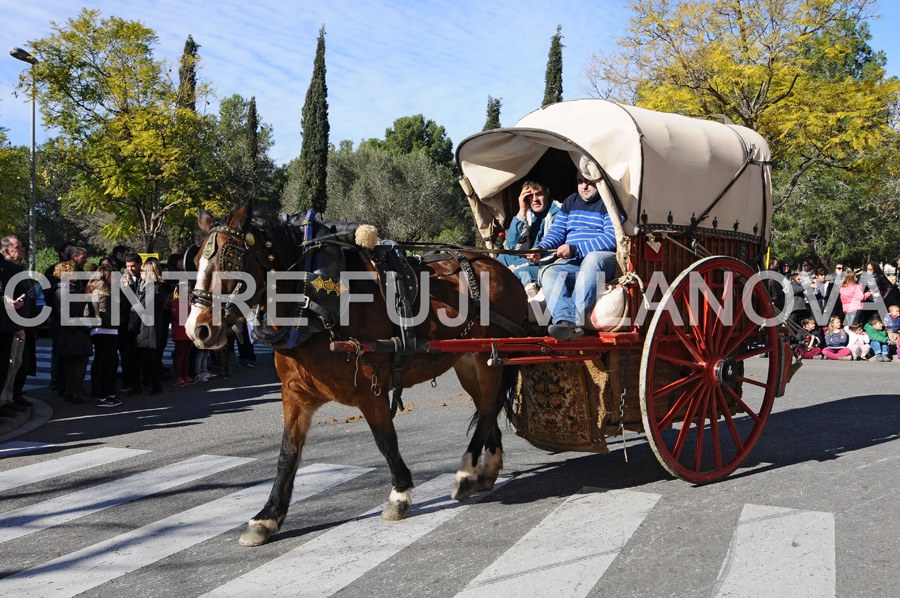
top-left (483, 96), bottom-right (502, 130)
top-left (247, 96), bottom-right (260, 198)
top-left (298, 25), bottom-right (329, 214)
top-left (542, 25), bottom-right (563, 107)
top-left (178, 35), bottom-right (199, 111)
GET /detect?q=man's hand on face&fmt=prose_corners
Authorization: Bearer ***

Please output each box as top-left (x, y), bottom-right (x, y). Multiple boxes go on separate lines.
top-left (518, 187), bottom-right (534, 218)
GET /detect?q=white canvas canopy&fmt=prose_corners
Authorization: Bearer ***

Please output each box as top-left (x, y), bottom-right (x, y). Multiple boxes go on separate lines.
top-left (457, 99), bottom-right (772, 245)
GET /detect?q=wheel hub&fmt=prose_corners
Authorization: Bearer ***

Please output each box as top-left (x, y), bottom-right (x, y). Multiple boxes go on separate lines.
top-left (713, 357), bottom-right (739, 388)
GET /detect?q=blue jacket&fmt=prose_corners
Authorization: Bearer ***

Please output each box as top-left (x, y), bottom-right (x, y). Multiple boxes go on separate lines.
top-left (504, 201), bottom-right (562, 251)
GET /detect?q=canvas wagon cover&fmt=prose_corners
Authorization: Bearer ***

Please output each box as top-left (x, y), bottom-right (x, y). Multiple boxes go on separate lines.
top-left (457, 99), bottom-right (772, 241)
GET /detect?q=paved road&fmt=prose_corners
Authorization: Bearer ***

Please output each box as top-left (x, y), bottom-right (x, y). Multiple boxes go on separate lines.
top-left (1, 345), bottom-right (898, 597)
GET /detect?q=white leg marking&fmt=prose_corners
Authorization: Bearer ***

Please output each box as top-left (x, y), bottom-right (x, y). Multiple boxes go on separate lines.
top-left (389, 488), bottom-right (411, 505)
top-left (455, 452), bottom-right (480, 485)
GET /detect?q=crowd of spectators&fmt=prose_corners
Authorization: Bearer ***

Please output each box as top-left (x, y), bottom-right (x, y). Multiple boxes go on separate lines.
top-left (0, 237), bottom-right (258, 419)
top-left (769, 257), bottom-right (900, 362)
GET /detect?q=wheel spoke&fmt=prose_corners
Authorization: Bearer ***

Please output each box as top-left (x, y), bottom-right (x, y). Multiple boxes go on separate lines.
top-left (659, 378), bottom-right (703, 430)
top-left (733, 345), bottom-right (774, 361)
top-left (737, 375), bottom-right (769, 389)
top-left (715, 386), bottom-right (744, 453)
top-left (672, 384), bottom-right (704, 460)
top-left (655, 351), bottom-right (703, 370)
top-left (710, 386), bottom-right (723, 470)
top-left (652, 370), bottom-right (704, 402)
top-left (693, 387), bottom-right (711, 472)
top-left (723, 384), bottom-right (763, 423)
top-left (672, 324), bottom-right (705, 363)
top-left (710, 273), bottom-right (735, 354)
top-left (721, 323), bottom-right (759, 358)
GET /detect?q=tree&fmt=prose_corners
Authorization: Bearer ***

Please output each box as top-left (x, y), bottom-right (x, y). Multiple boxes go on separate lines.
top-left (483, 96), bottom-right (502, 131)
top-left (177, 35), bottom-right (199, 111)
top-left (542, 25), bottom-right (563, 107)
top-left (27, 9), bottom-right (219, 251)
top-left (584, 0), bottom-right (900, 211)
top-left (325, 143), bottom-right (463, 242)
top-left (364, 114), bottom-right (455, 171)
top-left (0, 131), bottom-right (28, 236)
top-left (295, 25), bottom-right (329, 214)
top-left (212, 94), bottom-right (275, 209)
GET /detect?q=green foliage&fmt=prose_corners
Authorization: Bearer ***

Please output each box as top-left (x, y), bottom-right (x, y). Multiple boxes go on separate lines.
top-left (325, 143), bottom-right (468, 243)
top-left (771, 167), bottom-right (900, 266)
top-left (177, 35), bottom-right (199, 111)
top-left (28, 9), bottom-right (220, 252)
top-left (297, 25), bottom-right (330, 214)
top-left (542, 25), bottom-right (563, 107)
top-left (483, 96), bottom-right (502, 131)
top-left (0, 140), bottom-right (28, 236)
top-left (211, 94), bottom-right (276, 209)
top-left (364, 114), bottom-right (455, 172)
top-left (35, 246), bottom-right (58, 279)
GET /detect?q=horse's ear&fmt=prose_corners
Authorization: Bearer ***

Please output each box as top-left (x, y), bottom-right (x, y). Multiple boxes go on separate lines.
top-left (198, 209), bottom-right (214, 234)
top-left (230, 202), bottom-right (253, 232)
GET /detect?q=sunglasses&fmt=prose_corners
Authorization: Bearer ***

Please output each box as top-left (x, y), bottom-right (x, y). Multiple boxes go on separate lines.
top-left (836, 267), bottom-right (843, 270)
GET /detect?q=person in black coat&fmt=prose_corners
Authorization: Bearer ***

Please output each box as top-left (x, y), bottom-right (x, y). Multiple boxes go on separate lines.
top-left (132, 260), bottom-right (166, 395)
top-left (53, 260), bottom-right (92, 403)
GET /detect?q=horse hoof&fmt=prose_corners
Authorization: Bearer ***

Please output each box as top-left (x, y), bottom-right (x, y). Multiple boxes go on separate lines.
top-left (474, 475), bottom-right (496, 492)
top-left (452, 476), bottom-right (476, 501)
top-left (239, 520), bottom-right (277, 546)
top-left (381, 501), bottom-right (410, 521)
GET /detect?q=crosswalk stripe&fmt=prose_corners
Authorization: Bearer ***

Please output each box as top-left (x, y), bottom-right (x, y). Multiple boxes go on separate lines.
top-left (0, 462), bottom-right (372, 598)
top-left (713, 504), bottom-right (836, 598)
top-left (0, 454), bottom-right (255, 544)
top-left (202, 474), bottom-right (509, 598)
top-left (454, 487), bottom-right (661, 598)
top-left (0, 440), bottom-right (52, 458)
top-left (0, 447), bottom-right (149, 493)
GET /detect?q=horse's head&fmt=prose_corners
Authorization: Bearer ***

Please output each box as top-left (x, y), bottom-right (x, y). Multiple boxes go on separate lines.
top-left (185, 203), bottom-right (266, 349)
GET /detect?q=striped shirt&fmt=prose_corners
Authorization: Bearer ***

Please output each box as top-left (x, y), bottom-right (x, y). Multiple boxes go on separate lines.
top-left (535, 192), bottom-right (617, 257)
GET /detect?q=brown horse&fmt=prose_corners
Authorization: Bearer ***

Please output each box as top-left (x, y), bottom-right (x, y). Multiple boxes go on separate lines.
top-left (184, 204), bottom-right (528, 546)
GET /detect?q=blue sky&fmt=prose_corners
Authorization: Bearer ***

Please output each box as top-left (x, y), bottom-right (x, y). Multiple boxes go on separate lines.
top-left (1, 0), bottom-right (898, 166)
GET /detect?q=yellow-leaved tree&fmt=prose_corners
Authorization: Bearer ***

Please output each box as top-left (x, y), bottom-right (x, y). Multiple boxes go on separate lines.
top-left (584, 0), bottom-right (900, 211)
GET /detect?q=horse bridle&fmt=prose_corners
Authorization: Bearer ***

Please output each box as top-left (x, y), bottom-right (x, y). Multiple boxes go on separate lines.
top-left (190, 224), bottom-right (264, 319)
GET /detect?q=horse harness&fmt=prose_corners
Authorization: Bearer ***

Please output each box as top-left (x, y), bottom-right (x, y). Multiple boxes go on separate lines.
top-left (192, 214), bottom-right (525, 418)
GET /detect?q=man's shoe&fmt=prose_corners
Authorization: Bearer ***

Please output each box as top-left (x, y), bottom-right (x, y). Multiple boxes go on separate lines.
top-left (548, 321), bottom-right (577, 341)
top-left (97, 396), bottom-right (122, 408)
top-left (12, 396), bottom-right (31, 407)
top-left (247, 361), bottom-right (256, 368)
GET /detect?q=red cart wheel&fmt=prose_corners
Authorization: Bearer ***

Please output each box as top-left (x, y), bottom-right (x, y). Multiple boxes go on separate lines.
top-left (639, 256), bottom-right (779, 483)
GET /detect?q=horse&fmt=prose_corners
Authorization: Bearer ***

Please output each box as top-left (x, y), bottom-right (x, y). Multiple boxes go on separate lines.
top-left (184, 203), bottom-right (528, 546)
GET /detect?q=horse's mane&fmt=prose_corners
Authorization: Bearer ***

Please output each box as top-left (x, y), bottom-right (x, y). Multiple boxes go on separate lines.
top-left (250, 216), bottom-right (304, 270)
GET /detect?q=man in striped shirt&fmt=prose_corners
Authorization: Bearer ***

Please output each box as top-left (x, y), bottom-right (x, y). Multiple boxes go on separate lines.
top-left (527, 173), bottom-right (617, 341)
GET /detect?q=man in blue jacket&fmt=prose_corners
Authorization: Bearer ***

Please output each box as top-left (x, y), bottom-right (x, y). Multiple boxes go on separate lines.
top-left (497, 177), bottom-right (561, 294)
top-left (527, 173), bottom-right (617, 341)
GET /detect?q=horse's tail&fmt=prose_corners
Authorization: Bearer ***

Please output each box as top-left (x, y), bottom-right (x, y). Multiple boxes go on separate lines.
top-left (466, 363), bottom-right (521, 433)
top-left (500, 363), bottom-right (520, 428)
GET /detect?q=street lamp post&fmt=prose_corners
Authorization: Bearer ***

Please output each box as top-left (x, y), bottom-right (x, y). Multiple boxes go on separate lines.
top-left (9, 47), bottom-right (38, 273)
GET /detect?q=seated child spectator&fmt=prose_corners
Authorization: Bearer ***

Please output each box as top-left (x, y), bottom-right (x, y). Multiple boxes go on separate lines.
top-left (800, 317), bottom-right (824, 359)
top-left (845, 323), bottom-right (871, 361)
top-left (822, 315), bottom-right (852, 361)
top-left (864, 315), bottom-right (895, 362)
top-left (884, 304), bottom-right (900, 345)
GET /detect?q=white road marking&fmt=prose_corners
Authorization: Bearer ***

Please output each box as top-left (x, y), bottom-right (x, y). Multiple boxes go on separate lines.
top-left (454, 487), bottom-right (661, 598)
top-left (0, 447), bottom-right (149, 493)
top-left (0, 440), bottom-right (51, 458)
top-left (713, 503), bottom-right (835, 598)
top-left (0, 454), bottom-right (254, 543)
top-left (0, 462), bottom-right (372, 598)
top-left (202, 474), bottom-right (509, 598)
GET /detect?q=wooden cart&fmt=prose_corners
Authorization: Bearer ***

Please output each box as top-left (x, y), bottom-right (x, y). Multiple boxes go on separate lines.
top-left (450, 99), bottom-right (798, 483)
